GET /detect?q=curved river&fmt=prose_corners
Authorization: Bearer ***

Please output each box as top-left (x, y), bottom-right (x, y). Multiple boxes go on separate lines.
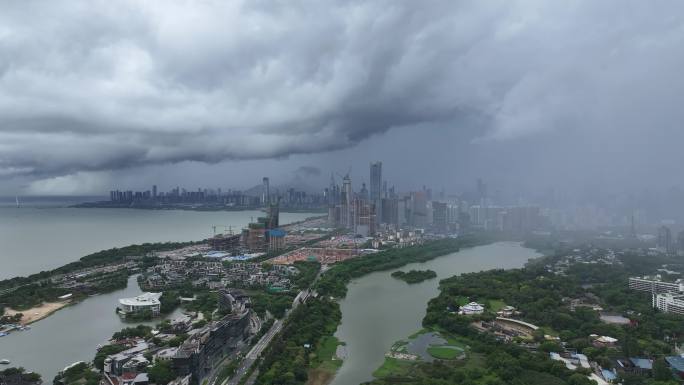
top-left (330, 242), bottom-right (542, 385)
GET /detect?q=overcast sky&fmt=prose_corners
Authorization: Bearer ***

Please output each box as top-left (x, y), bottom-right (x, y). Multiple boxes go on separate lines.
top-left (1, 1), bottom-right (683, 197)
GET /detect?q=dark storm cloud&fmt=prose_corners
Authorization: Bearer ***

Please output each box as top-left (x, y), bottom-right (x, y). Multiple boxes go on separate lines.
top-left (294, 166), bottom-right (322, 178)
top-left (1, 0), bottom-right (684, 190)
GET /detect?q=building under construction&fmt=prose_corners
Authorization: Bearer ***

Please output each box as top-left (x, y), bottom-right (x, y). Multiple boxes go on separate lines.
top-left (208, 233), bottom-right (242, 251)
top-left (242, 180), bottom-right (285, 252)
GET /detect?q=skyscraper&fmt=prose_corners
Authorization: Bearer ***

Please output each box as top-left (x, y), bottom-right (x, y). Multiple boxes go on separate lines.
top-left (432, 201), bottom-right (447, 232)
top-left (677, 231), bottom-right (684, 256)
top-left (360, 183), bottom-right (369, 201)
top-left (262, 177), bottom-right (270, 205)
top-left (658, 225), bottom-right (673, 254)
top-left (342, 173), bottom-right (353, 228)
top-left (370, 162), bottom-right (382, 202)
top-left (476, 178), bottom-right (487, 205)
top-left (370, 162), bottom-right (382, 223)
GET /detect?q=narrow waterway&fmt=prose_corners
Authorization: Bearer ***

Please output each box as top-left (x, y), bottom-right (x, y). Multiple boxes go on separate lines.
top-left (0, 275), bottom-right (182, 380)
top-left (330, 242), bottom-right (542, 385)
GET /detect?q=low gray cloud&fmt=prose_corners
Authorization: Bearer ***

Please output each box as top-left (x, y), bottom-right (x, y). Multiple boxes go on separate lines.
top-left (1, 0), bottom-right (684, 190)
top-left (294, 166), bottom-right (322, 179)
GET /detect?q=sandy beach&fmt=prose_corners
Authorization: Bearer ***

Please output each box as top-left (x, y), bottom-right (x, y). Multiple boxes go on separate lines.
top-left (4, 301), bottom-right (70, 325)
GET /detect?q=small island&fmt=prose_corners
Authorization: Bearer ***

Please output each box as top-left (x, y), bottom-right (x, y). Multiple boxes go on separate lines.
top-left (391, 269), bottom-right (437, 284)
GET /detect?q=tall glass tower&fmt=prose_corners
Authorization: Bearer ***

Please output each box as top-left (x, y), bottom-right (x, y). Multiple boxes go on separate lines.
top-left (370, 161), bottom-right (382, 202)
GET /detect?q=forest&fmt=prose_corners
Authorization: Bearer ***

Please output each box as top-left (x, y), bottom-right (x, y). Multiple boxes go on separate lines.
top-left (370, 248), bottom-right (684, 384)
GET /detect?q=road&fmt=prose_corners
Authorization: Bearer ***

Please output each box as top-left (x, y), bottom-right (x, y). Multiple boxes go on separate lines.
top-left (222, 290), bottom-right (309, 385)
top-left (222, 287), bottom-right (315, 385)
top-left (220, 265), bottom-right (328, 385)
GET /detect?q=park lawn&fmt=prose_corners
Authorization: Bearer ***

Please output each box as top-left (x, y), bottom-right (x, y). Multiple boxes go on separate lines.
top-left (445, 335), bottom-right (470, 349)
top-left (318, 359), bottom-right (343, 371)
top-left (307, 337), bottom-right (344, 385)
top-left (318, 336), bottom-right (339, 359)
top-left (312, 336), bottom-right (342, 368)
top-left (372, 357), bottom-right (415, 378)
top-left (488, 299), bottom-right (506, 312)
top-left (427, 346), bottom-right (463, 360)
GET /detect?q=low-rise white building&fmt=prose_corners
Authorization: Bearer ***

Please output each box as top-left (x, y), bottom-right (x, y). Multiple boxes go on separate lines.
top-left (119, 292), bottom-right (162, 316)
top-left (654, 293), bottom-right (684, 315)
top-left (629, 276), bottom-right (684, 294)
top-left (459, 302), bottom-right (484, 315)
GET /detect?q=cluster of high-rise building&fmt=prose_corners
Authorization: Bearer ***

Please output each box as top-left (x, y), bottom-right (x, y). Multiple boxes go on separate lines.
top-left (326, 162), bottom-right (545, 237)
top-left (109, 186), bottom-right (261, 206)
top-left (656, 225), bottom-right (684, 255)
top-left (326, 163), bottom-right (389, 236)
top-left (106, 167), bottom-right (548, 238)
top-left (107, 179), bottom-right (325, 210)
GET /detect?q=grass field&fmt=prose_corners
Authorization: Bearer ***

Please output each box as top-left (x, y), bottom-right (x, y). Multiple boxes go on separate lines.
top-left (306, 336), bottom-right (344, 385)
top-left (369, 329), bottom-right (486, 381)
top-left (445, 335), bottom-right (470, 348)
top-left (372, 357), bottom-right (415, 378)
top-left (315, 336), bottom-right (341, 362)
top-left (427, 346), bottom-right (463, 360)
top-left (488, 299), bottom-right (506, 311)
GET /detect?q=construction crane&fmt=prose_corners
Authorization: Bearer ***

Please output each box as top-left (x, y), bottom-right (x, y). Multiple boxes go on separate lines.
top-left (335, 166), bottom-right (353, 181)
top-left (211, 225), bottom-right (235, 237)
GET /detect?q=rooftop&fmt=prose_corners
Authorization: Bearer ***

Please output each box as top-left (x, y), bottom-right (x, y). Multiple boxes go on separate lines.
top-left (629, 357), bottom-right (653, 370)
top-left (666, 356), bottom-right (684, 372)
top-left (119, 292), bottom-right (162, 307)
top-left (496, 317), bottom-right (540, 331)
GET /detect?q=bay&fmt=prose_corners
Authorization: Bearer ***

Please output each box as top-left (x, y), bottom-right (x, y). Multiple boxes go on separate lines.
top-left (0, 197), bottom-right (314, 279)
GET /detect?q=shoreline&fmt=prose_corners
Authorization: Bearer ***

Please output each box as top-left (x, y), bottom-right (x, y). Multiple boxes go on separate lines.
top-left (70, 203), bottom-right (327, 214)
top-left (0, 214), bottom-right (326, 326)
top-left (4, 301), bottom-right (71, 326)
